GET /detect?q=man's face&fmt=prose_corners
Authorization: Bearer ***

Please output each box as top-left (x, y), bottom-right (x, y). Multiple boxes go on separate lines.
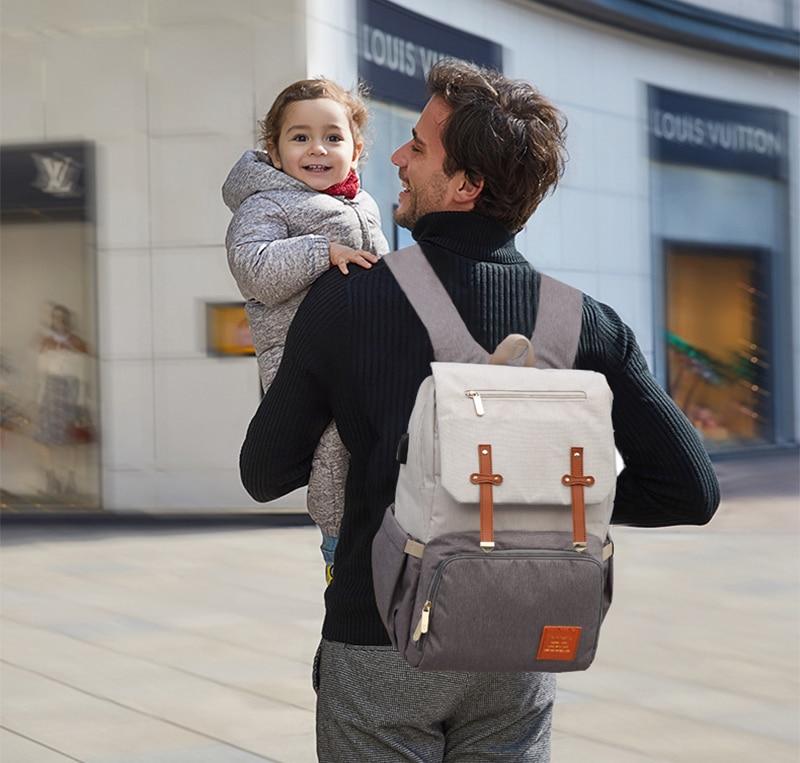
top-left (391, 96), bottom-right (467, 230)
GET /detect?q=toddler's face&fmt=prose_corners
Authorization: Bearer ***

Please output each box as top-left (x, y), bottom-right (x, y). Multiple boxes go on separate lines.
top-left (271, 98), bottom-right (362, 191)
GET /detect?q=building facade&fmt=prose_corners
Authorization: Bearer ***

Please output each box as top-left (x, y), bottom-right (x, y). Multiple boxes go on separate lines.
top-left (1, 0), bottom-right (797, 513)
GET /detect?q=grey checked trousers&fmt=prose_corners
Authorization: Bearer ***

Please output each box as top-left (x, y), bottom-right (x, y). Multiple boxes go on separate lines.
top-left (314, 640), bottom-right (555, 762)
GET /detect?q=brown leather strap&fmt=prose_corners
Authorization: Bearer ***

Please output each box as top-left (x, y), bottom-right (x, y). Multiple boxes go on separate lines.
top-left (561, 447), bottom-right (594, 550)
top-left (470, 444), bottom-right (503, 550)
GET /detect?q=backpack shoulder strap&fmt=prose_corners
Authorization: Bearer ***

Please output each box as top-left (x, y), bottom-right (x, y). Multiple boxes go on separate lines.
top-left (384, 245), bottom-right (488, 364)
top-left (531, 274), bottom-right (584, 369)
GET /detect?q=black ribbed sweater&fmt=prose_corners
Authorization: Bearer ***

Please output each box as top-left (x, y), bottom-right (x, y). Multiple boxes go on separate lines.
top-left (240, 211), bottom-right (719, 645)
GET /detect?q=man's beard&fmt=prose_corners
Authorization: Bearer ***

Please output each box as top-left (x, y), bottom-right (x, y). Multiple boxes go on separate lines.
top-left (393, 173), bottom-right (449, 230)
top-left (393, 193), bottom-right (418, 230)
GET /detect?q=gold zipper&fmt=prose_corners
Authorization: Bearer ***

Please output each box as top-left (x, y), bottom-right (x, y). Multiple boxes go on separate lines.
top-left (464, 389), bottom-right (587, 416)
top-left (411, 600), bottom-right (432, 642)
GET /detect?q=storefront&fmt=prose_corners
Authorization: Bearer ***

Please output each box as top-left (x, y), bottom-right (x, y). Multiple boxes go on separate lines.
top-left (0, 0), bottom-right (796, 513)
top-left (0, 143), bottom-right (101, 509)
top-left (648, 86), bottom-right (793, 452)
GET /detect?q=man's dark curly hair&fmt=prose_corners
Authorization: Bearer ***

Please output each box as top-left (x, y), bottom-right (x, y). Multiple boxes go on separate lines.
top-left (427, 59), bottom-right (568, 232)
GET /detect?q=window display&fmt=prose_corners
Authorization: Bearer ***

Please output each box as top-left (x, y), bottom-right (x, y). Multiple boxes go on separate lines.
top-left (666, 245), bottom-right (772, 449)
top-left (0, 143), bottom-right (99, 511)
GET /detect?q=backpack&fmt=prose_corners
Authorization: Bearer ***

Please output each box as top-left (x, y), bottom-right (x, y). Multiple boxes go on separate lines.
top-left (372, 245), bottom-right (616, 673)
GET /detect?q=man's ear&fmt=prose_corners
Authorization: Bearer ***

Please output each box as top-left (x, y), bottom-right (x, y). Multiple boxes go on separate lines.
top-left (454, 171), bottom-right (484, 206)
top-left (266, 142), bottom-right (281, 170)
top-left (351, 140), bottom-right (364, 169)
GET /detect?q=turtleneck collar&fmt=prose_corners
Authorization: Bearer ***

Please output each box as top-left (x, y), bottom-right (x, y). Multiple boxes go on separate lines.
top-left (411, 211), bottom-right (526, 264)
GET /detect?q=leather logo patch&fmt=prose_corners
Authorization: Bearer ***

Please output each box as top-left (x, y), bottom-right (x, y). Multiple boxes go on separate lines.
top-left (536, 626), bottom-right (582, 661)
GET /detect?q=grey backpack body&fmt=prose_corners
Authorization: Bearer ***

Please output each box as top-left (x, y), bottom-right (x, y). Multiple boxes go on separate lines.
top-left (372, 246), bottom-right (615, 673)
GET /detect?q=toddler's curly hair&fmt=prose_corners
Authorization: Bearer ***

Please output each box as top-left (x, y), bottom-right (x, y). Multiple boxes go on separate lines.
top-left (259, 78), bottom-right (369, 151)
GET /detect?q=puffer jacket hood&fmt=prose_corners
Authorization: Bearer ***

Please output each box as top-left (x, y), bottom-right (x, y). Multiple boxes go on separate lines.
top-left (222, 150), bottom-right (311, 211)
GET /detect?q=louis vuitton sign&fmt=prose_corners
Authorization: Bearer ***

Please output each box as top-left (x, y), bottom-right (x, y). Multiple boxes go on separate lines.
top-left (357, 0), bottom-right (503, 111)
top-left (1, 142), bottom-right (93, 222)
top-left (648, 86), bottom-right (788, 181)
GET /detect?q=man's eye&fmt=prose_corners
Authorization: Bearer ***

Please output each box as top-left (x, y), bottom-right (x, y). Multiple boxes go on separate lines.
top-left (411, 145), bottom-right (421, 153)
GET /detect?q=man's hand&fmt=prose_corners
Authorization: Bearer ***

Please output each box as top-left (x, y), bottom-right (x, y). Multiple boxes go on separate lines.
top-left (329, 242), bottom-right (378, 275)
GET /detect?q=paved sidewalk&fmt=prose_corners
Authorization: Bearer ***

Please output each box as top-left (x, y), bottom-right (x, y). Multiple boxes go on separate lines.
top-left (1, 454), bottom-right (798, 762)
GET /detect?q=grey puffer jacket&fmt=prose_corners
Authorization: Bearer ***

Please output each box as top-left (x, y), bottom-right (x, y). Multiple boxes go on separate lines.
top-left (223, 150), bottom-right (389, 537)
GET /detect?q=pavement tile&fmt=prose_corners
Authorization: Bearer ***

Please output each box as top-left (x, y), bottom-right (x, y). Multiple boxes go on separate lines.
top-left (2, 620), bottom-right (314, 756)
top-left (593, 628), bottom-right (798, 704)
top-left (586, 618), bottom-right (800, 705)
top-left (709, 496), bottom-right (798, 531)
top-left (553, 697), bottom-right (798, 763)
top-left (558, 664), bottom-right (797, 743)
top-left (97, 748), bottom-right (277, 763)
top-left (2, 587), bottom-right (172, 642)
top-left (253, 734), bottom-right (317, 763)
top-left (0, 663), bottom-right (277, 763)
top-left (551, 731), bottom-right (669, 762)
top-left (2, 581), bottom-right (322, 669)
top-left (0, 728), bottom-right (80, 762)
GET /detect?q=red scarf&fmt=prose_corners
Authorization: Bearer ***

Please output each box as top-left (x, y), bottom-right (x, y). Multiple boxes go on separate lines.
top-left (321, 169), bottom-right (360, 199)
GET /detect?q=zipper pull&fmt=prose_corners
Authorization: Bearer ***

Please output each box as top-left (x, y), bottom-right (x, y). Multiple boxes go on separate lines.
top-left (465, 391), bottom-right (485, 416)
top-left (412, 600), bottom-right (432, 642)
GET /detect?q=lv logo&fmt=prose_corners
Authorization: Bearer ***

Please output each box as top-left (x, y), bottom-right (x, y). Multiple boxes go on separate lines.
top-left (32, 153), bottom-right (82, 198)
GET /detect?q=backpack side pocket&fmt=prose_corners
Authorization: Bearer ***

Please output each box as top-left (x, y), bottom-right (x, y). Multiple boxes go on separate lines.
top-left (372, 506), bottom-right (423, 654)
top-left (601, 539), bottom-right (614, 622)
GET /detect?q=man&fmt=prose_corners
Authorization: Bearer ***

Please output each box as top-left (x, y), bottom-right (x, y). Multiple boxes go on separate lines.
top-left (240, 60), bottom-right (719, 761)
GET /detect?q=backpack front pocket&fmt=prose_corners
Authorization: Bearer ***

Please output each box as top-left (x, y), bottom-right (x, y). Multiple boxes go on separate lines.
top-left (413, 549), bottom-right (604, 672)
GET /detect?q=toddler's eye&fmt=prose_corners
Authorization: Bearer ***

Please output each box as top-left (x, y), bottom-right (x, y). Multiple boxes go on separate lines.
top-left (292, 135), bottom-right (308, 142)
top-left (328, 135), bottom-right (344, 143)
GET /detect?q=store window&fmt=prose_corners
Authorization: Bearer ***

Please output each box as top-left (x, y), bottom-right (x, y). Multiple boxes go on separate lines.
top-left (360, 100), bottom-right (418, 245)
top-left (0, 144), bottom-right (101, 511)
top-left (665, 244), bottom-right (772, 450)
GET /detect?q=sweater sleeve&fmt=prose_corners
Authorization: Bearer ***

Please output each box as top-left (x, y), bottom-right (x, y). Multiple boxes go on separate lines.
top-left (225, 193), bottom-right (331, 309)
top-left (239, 271), bottom-right (345, 502)
top-left (577, 297), bottom-right (720, 527)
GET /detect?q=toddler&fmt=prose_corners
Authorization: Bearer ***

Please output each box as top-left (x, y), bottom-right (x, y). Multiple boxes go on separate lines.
top-left (222, 79), bottom-right (389, 582)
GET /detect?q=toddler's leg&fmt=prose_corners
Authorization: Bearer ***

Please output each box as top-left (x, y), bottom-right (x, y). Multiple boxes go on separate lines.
top-left (320, 530), bottom-right (338, 585)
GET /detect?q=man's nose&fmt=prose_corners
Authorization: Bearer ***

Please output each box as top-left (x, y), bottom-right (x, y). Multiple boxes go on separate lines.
top-left (391, 142), bottom-right (409, 167)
